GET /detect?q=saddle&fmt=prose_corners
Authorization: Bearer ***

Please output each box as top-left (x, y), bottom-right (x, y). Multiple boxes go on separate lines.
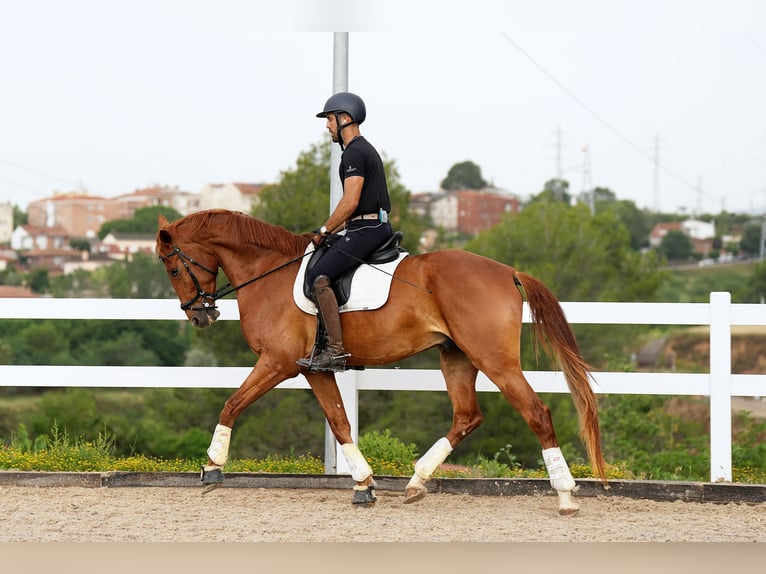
top-left (303, 231), bottom-right (405, 306)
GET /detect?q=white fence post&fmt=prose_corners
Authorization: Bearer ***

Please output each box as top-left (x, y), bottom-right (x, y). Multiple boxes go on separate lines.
top-left (709, 292), bottom-right (733, 482)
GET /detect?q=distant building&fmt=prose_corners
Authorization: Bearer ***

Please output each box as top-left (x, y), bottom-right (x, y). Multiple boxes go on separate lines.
top-left (100, 232), bottom-right (156, 260)
top-left (11, 223), bottom-right (69, 251)
top-left (23, 248), bottom-right (84, 273)
top-left (410, 188), bottom-right (520, 236)
top-left (114, 185), bottom-right (200, 219)
top-left (26, 186), bottom-right (200, 239)
top-left (0, 285), bottom-right (36, 298)
top-left (0, 248), bottom-right (17, 272)
top-left (0, 202), bottom-right (13, 244)
top-left (649, 219), bottom-right (716, 256)
top-left (197, 182), bottom-right (266, 213)
top-left (454, 189), bottom-right (520, 236)
top-left (27, 191), bottom-right (121, 239)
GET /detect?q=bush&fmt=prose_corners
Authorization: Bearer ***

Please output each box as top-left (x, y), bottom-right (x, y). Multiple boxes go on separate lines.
top-left (359, 429), bottom-right (418, 475)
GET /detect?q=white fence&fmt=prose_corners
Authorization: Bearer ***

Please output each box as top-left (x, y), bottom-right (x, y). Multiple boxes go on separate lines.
top-left (2, 293), bottom-right (766, 483)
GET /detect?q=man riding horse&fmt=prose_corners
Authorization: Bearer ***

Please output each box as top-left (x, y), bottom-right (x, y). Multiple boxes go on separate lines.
top-left (296, 92), bottom-right (394, 373)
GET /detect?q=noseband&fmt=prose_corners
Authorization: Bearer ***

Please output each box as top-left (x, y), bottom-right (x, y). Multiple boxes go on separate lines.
top-left (160, 246), bottom-right (221, 312)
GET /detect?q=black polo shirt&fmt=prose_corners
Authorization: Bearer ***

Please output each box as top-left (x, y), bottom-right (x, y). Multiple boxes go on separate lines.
top-left (339, 136), bottom-right (391, 217)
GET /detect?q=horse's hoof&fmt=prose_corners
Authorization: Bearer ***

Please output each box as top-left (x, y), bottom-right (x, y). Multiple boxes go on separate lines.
top-left (403, 486), bottom-right (427, 504)
top-left (352, 485), bottom-right (377, 506)
top-left (200, 465), bottom-right (224, 495)
top-left (556, 489), bottom-right (579, 515)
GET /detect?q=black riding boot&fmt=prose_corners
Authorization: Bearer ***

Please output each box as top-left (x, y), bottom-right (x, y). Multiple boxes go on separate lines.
top-left (297, 275), bottom-right (349, 372)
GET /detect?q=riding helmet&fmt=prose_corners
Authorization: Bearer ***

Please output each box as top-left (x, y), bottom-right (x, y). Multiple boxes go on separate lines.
top-left (316, 92), bottom-right (366, 124)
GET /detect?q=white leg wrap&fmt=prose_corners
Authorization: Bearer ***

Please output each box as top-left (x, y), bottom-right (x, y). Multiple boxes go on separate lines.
top-left (207, 424), bottom-right (232, 466)
top-left (542, 447), bottom-right (576, 492)
top-left (413, 437), bottom-right (453, 481)
top-left (341, 443), bottom-right (373, 482)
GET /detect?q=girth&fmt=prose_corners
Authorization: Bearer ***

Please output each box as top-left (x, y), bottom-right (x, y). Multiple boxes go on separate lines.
top-left (303, 231), bottom-right (405, 306)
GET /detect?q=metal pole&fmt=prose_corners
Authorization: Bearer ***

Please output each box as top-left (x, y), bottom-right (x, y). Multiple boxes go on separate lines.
top-left (329, 33), bottom-right (348, 211)
top-left (324, 32), bottom-right (350, 474)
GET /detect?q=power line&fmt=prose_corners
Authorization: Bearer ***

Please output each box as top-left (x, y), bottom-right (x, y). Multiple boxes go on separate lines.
top-left (0, 159), bottom-right (78, 188)
top-left (747, 32), bottom-right (766, 58)
top-left (499, 32), bottom-right (720, 208)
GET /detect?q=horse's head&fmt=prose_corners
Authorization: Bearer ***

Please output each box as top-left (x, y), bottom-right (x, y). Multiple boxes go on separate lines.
top-left (156, 215), bottom-right (221, 328)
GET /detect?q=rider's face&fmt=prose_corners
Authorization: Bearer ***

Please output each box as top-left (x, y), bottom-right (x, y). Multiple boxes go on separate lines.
top-left (325, 114), bottom-right (339, 142)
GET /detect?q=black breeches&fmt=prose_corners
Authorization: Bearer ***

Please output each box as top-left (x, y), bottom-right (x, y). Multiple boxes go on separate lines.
top-left (308, 221), bottom-right (393, 287)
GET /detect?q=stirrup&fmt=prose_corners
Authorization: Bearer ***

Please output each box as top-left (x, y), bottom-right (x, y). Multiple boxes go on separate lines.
top-left (297, 348), bottom-right (350, 373)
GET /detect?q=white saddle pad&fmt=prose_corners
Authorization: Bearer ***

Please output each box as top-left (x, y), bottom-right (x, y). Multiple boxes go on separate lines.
top-left (292, 244), bottom-right (408, 315)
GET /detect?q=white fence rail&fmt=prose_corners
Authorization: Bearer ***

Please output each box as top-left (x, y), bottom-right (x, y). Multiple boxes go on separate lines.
top-left (3, 293), bottom-right (766, 482)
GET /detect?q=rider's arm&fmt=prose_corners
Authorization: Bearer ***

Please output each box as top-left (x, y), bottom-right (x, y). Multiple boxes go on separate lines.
top-left (322, 175), bottom-right (364, 234)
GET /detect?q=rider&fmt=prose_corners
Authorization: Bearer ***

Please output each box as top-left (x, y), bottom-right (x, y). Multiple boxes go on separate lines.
top-left (296, 92), bottom-right (393, 373)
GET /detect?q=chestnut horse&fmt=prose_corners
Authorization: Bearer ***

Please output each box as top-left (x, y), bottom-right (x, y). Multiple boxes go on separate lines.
top-left (156, 209), bottom-right (607, 515)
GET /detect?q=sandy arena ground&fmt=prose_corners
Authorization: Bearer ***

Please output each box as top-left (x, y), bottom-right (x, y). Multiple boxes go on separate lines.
top-left (2, 485), bottom-right (765, 542)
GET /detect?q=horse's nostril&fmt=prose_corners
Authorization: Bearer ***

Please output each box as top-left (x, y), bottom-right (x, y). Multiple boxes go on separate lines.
top-left (191, 316), bottom-right (200, 328)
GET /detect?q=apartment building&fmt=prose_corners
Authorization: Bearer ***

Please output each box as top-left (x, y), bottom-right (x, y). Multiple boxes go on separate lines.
top-left (410, 188), bottom-right (520, 236)
top-left (27, 192), bottom-right (122, 239)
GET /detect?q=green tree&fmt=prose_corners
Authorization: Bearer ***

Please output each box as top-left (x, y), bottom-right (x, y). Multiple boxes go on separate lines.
top-left (659, 229), bottom-right (694, 262)
top-left (253, 140), bottom-right (427, 253)
top-left (100, 253), bottom-right (177, 299)
top-left (27, 268), bottom-right (50, 294)
top-left (254, 141), bottom-right (332, 233)
top-left (440, 160), bottom-right (487, 190)
top-left (739, 224), bottom-right (763, 257)
top-left (595, 195), bottom-right (652, 251)
top-left (13, 204), bottom-right (27, 228)
top-left (740, 260), bottom-right (766, 303)
top-left (529, 179), bottom-right (572, 205)
top-left (98, 205), bottom-right (183, 239)
top-left (465, 199), bottom-right (661, 303)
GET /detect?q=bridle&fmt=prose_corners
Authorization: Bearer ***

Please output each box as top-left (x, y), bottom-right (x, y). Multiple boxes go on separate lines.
top-left (159, 246), bottom-right (220, 312)
top-left (159, 244), bottom-right (313, 312)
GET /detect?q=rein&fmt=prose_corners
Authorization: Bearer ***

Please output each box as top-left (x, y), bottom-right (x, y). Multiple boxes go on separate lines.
top-left (160, 245), bottom-right (311, 311)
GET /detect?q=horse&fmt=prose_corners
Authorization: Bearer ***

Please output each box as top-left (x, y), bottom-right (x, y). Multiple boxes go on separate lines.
top-left (156, 209), bottom-right (607, 515)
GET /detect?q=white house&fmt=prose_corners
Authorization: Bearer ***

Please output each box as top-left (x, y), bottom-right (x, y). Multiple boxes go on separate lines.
top-left (682, 219), bottom-right (716, 240)
top-left (11, 224), bottom-right (68, 251)
top-left (197, 182), bottom-right (266, 214)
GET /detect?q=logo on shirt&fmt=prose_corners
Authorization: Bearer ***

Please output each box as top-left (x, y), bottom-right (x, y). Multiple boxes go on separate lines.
top-left (346, 165), bottom-right (358, 174)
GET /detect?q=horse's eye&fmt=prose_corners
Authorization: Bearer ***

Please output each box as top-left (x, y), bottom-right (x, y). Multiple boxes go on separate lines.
top-left (170, 268), bottom-right (180, 277)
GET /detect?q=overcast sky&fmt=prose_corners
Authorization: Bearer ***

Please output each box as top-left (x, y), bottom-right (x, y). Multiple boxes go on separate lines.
top-left (1, 1), bottom-right (765, 217)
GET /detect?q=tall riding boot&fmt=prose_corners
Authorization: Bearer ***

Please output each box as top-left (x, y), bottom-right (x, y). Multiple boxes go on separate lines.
top-left (297, 275), bottom-right (349, 372)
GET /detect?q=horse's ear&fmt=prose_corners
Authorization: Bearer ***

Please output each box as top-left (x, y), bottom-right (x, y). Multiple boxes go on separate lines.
top-left (157, 215), bottom-right (172, 247)
top-left (158, 228), bottom-right (172, 246)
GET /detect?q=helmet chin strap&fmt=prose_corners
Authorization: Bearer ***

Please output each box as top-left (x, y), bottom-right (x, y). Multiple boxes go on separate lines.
top-left (333, 112), bottom-right (358, 150)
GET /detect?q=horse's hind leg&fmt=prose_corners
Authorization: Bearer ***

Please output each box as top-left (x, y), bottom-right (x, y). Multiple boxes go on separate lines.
top-left (404, 346), bottom-right (482, 504)
top-left (484, 361), bottom-right (579, 515)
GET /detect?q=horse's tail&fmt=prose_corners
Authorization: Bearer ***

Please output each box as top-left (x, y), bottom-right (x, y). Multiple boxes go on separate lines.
top-left (513, 271), bottom-right (607, 483)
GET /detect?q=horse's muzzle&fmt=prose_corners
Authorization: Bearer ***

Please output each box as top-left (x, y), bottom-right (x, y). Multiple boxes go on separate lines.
top-left (190, 307), bottom-right (220, 328)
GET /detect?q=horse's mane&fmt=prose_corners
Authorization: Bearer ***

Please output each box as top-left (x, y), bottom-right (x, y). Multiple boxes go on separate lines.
top-left (173, 210), bottom-right (310, 257)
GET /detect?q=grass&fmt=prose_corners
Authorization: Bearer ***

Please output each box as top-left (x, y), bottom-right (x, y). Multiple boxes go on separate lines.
top-left (1, 425), bottom-right (764, 484)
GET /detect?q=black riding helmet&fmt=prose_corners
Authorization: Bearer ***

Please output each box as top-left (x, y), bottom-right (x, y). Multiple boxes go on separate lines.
top-left (316, 92), bottom-right (366, 148)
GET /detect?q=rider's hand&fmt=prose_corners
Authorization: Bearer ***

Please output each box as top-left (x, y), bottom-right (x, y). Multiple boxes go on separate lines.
top-left (311, 227), bottom-right (329, 248)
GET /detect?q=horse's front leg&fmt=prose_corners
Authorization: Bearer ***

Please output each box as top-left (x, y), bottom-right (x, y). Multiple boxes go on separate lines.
top-left (201, 359), bottom-right (291, 494)
top-left (305, 372), bottom-right (377, 506)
